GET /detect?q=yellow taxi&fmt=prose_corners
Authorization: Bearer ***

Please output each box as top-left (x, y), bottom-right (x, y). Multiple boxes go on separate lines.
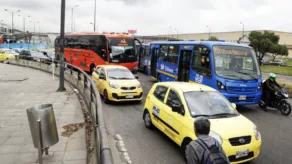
top-left (92, 65), bottom-right (143, 103)
top-left (143, 82), bottom-right (261, 163)
top-left (0, 49), bottom-right (14, 62)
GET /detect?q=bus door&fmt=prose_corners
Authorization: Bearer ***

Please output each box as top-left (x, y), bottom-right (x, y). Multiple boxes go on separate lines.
top-left (150, 45), bottom-right (159, 78)
top-left (177, 45), bottom-right (194, 82)
top-left (189, 45), bottom-right (213, 86)
top-left (137, 45), bottom-right (143, 70)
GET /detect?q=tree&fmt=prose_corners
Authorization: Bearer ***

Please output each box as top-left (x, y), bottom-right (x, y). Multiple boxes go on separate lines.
top-left (248, 31), bottom-right (282, 62)
top-left (208, 36), bottom-right (219, 41)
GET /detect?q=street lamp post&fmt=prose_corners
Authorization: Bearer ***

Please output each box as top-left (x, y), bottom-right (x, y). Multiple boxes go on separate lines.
top-left (174, 29), bottom-right (179, 39)
top-left (94, 0), bottom-right (96, 31)
top-left (58, 0), bottom-right (66, 91)
top-left (206, 26), bottom-right (210, 38)
top-left (71, 5), bottom-right (78, 33)
top-left (18, 15), bottom-right (30, 33)
top-left (5, 9), bottom-right (20, 34)
top-left (240, 22), bottom-right (244, 36)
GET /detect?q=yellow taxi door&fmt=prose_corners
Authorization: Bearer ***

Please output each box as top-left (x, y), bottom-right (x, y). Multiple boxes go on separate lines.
top-left (149, 85), bottom-right (170, 132)
top-left (0, 51), bottom-right (5, 61)
top-left (98, 68), bottom-right (107, 95)
top-left (163, 89), bottom-right (186, 144)
top-left (92, 67), bottom-right (101, 90)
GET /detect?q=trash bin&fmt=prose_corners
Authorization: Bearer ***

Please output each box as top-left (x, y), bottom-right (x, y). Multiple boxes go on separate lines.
top-left (27, 104), bottom-right (59, 148)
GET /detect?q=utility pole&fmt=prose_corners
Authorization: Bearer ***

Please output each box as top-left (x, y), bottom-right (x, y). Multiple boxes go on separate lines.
top-left (71, 5), bottom-right (78, 33)
top-left (18, 15), bottom-right (30, 33)
top-left (240, 22), bottom-right (244, 36)
top-left (94, 0), bottom-right (96, 31)
top-left (5, 9), bottom-right (20, 34)
top-left (206, 26), bottom-right (211, 38)
top-left (58, 0), bottom-right (66, 91)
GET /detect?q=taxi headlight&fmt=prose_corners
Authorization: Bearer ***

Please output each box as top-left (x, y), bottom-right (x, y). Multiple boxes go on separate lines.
top-left (137, 81), bottom-right (141, 88)
top-left (109, 81), bottom-right (119, 89)
top-left (254, 124), bottom-right (261, 140)
top-left (209, 131), bottom-right (223, 145)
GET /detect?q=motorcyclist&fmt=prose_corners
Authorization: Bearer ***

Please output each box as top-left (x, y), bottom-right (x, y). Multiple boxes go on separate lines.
top-left (262, 73), bottom-right (281, 111)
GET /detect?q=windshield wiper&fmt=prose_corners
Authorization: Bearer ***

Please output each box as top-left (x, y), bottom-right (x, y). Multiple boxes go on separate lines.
top-left (108, 76), bottom-right (118, 79)
top-left (192, 114), bottom-right (212, 118)
top-left (234, 71), bottom-right (257, 80)
top-left (222, 73), bottom-right (247, 81)
top-left (118, 77), bottom-right (133, 79)
top-left (210, 113), bottom-right (238, 118)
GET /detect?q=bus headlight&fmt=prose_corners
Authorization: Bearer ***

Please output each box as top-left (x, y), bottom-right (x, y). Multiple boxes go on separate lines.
top-left (254, 124), bottom-right (261, 140)
top-left (209, 131), bottom-right (223, 145)
top-left (109, 81), bottom-right (119, 89)
top-left (216, 80), bottom-right (226, 90)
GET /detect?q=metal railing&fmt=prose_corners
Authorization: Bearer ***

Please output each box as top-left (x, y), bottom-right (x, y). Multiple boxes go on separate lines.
top-left (8, 57), bottom-right (114, 164)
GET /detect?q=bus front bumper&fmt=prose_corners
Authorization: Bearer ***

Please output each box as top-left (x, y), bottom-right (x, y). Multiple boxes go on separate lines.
top-left (222, 92), bottom-right (262, 105)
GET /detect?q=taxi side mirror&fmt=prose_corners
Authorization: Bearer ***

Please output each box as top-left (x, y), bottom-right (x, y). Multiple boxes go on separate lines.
top-left (231, 103), bottom-right (237, 109)
top-left (99, 74), bottom-right (106, 80)
top-left (171, 104), bottom-right (184, 115)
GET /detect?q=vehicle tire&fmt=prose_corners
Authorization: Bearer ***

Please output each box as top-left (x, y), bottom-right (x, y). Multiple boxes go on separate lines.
top-left (181, 138), bottom-right (192, 161)
top-left (3, 59), bottom-right (9, 64)
top-left (103, 90), bottom-right (109, 104)
top-left (143, 110), bottom-right (153, 129)
top-left (280, 101), bottom-right (291, 116)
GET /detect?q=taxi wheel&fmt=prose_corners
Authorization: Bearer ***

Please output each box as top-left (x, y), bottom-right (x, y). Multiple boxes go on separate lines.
top-left (181, 138), bottom-right (192, 161)
top-left (143, 110), bottom-right (153, 129)
top-left (103, 90), bottom-right (109, 104)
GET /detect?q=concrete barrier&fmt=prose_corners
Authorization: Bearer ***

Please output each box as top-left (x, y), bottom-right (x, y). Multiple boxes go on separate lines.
top-left (8, 58), bottom-right (114, 164)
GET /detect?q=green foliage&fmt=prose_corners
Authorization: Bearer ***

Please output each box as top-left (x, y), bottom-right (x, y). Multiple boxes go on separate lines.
top-left (208, 36), bottom-right (219, 41)
top-left (248, 31), bottom-right (287, 61)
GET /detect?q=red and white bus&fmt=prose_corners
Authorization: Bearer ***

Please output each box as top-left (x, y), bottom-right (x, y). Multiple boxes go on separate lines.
top-left (55, 32), bottom-right (141, 73)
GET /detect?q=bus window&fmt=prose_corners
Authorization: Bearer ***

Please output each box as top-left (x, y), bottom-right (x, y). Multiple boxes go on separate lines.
top-left (166, 45), bottom-right (179, 64)
top-left (159, 45), bottom-right (168, 61)
top-left (191, 46), bottom-right (211, 77)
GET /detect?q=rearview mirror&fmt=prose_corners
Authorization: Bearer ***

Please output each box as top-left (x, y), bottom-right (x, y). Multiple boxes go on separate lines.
top-left (231, 103), bottom-right (237, 109)
top-left (99, 75), bottom-right (106, 80)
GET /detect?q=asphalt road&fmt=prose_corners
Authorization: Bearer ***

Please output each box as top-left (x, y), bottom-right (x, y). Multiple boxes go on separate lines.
top-left (102, 72), bottom-right (292, 164)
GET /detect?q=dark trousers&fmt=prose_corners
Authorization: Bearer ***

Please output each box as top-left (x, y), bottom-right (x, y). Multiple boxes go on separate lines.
top-left (264, 91), bottom-right (273, 107)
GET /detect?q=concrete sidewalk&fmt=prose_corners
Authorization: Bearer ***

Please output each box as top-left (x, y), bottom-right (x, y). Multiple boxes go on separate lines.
top-left (0, 64), bottom-right (87, 164)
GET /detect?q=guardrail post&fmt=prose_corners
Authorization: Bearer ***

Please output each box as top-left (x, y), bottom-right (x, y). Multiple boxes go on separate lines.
top-left (84, 76), bottom-right (87, 89)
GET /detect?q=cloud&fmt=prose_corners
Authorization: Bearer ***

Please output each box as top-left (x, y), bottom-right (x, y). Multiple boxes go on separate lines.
top-left (0, 0), bottom-right (291, 35)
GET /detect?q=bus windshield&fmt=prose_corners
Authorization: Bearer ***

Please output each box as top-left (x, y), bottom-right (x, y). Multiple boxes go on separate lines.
top-left (109, 38), bottom-right (136, 63)
top-left (213, 45), bottom-right (261, 80)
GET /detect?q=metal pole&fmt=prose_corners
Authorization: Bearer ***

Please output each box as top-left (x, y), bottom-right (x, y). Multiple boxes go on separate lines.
top-left (34, 23), bottom-right (35, 43)
top-left (37, 119), bottom-right (43, 164)
top-left (243, 24), bottom-right (244, 36)
top-left (12, 12), bottom-right (14, 34)
top-left (94, 0), bottom-right (96, 32)
top-left (23, 17), bottom-right (25, 32)
top-left (58, 0), bottom-right (66, 91)
top-left (71, 8), bottom-right (73, 32)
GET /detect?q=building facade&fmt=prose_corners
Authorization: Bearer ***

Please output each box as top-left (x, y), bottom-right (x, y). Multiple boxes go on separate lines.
top-left (157, 30), bottom-right (292, 57)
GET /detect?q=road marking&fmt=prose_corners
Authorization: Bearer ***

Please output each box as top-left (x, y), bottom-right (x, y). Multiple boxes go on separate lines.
top-left (114, 134), bottom-right (132, 164)
top-left (141, 82), bottom-right (151, 88)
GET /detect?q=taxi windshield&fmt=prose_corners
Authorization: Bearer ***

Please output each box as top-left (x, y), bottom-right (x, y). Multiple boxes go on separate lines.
top-left (184, 91), bottom-right (238, 118)
top-left (106, 68), bottom-right (135, 80)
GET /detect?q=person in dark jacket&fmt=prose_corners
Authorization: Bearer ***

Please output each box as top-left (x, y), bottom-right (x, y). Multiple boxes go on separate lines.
top-left (262, 73), bottom-right (281, 111)
top-left (185, 117), bottom-right (229, 164)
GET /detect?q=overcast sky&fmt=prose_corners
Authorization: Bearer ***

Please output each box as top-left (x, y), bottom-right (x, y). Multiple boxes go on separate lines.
top-left (0, 0), bottom-right (291, 35)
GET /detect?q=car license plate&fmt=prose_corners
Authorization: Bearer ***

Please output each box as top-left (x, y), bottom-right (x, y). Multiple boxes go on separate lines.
top-left (239, 95), bottom-right (246, 100)
top-left (126, 94), bottom-right (134, 98)
top-left (236, 149), bottom-right (249, 158)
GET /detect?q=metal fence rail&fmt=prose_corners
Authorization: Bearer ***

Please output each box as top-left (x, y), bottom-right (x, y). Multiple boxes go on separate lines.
top-left (8, 58), bottom-right (114, 164)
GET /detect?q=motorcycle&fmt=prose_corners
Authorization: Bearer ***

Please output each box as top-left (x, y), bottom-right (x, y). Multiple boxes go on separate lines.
top-left (259, 85), bottom-right (291, 116)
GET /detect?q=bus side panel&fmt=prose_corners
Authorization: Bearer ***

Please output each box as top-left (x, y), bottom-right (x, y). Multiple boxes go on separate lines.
top-left (156, 61), bottom-right (177, 82)
top-left (64, 48), bottom-right (106, 72)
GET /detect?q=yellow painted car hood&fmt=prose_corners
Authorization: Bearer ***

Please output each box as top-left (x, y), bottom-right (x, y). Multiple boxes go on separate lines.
top-left (209, 115), bottom-right (254, 139)
top-left (110, 79), bottom-right (140, 87)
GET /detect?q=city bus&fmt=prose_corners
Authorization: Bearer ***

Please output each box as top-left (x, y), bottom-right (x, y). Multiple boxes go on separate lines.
top-left (146, 41), bottom-right (263, 105)
top-left (136, 43), bottom-right (150, 74)
top-left (55, 32), bottom-right (142, 73)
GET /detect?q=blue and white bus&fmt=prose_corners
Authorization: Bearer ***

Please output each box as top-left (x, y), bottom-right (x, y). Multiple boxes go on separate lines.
top-left (137, 43), bottom-right (150, 74)
top-left (146, 41), bottom-right (263, 105)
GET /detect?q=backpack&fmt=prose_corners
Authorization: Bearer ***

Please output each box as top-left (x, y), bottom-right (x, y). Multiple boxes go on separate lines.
top-left (195, 138), bottom-right (229, 164)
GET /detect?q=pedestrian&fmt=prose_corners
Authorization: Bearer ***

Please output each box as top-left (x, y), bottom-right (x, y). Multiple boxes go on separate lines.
top-left (186, 117), bottom-right (229, 164)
